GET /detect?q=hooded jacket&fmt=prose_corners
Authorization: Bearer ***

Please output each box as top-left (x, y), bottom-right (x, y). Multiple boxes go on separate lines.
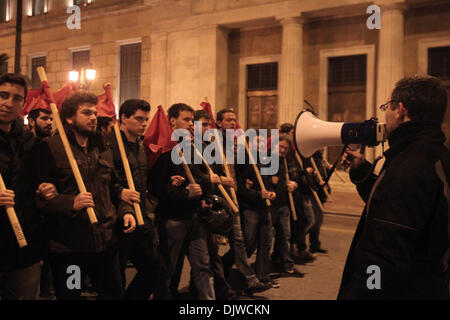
top-left (338, 121), bottom-right (450, 299)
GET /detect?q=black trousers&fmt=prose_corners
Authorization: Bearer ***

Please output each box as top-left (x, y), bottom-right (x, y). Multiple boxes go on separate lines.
top-left (118, 225), bottom-right (166, 300)
top-left (49, 245), bottom-right (123, 300)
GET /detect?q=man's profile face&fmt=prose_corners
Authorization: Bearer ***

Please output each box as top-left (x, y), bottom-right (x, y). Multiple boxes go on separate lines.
top-left (278, 140), bottom-right (290, 157)
top-left (171, 110), bottom-right (194, 134)
top-left (219, 112), bottom-right (236, 130)
top-left (0, 83), bottom-right (25, 125)
top-left (32, 111), bottom-right (53, 137)
top-left (122, 109), bottom-right (150, 138)
top-left (67, 103), bottom-right (97, 137)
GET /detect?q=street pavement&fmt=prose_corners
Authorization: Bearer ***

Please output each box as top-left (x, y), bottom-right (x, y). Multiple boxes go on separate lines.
top-left (168, 213), bottom-right (360, 300)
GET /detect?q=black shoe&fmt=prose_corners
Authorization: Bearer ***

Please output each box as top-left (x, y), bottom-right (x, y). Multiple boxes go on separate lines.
top-left (310, 247), bottom-right (328, 254)
top-left (246, 279), bottom-right (272, 294)
top-left (261, 278), bottom-right (280, 288)
top-left (284, 266), bottom-right (305, 277)
top-left (296, 249), bottom-right (316, 263)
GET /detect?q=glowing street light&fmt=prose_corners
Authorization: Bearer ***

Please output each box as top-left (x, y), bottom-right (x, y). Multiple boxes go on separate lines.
top-left (69, 66), bottom-right (96, 90)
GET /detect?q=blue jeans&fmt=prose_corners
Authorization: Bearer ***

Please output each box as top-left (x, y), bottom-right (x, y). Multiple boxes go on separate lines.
top-left (159, 218), bottom-right (215, 300)
top-left (0, 262), bottom-right (41, 300)
top-left (242, 208), bottom-right (272, 281)
top-left (222, 213), bottom-right (258, 284)
top-left (298, 195), bottom-right (316, 252)
top-left (271, 206), bottom-right (294, 271)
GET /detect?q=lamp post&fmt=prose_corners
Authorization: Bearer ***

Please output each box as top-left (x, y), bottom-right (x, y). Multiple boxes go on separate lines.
top-left (69, 66), bottom-right (96, 90)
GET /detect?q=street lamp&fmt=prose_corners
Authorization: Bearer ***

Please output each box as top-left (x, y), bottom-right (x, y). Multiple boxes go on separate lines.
top-left (69, 66), bottom-right (96, 90)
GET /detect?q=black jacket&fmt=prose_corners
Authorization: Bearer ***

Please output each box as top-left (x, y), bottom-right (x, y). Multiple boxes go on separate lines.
top-left (338, 121), bottom-right (450, 299)
top-left (149, 146), bottom-right (212, 221)
top-left (108, 130), bottom-right (154, 224)
top-left (0, 119), bottom-right (44, 272)
top-left (35, 125), bottom-right (134, 253)
top-left (235, 159), bottom-right (271, 212)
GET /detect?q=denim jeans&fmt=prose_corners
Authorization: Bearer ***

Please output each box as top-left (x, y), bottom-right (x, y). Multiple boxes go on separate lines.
top-left (271, 206), bottom-right (294, 271)
top-left (0, 262), bottom-right (42, 300)
top-left (222, 213), bottom-right (258, 283)
top-left (242, 208), bottom-right (272, 281)
top-left (297, 195), bottom-right (316, 252)
top-left (309, 198), bottom-right (324, 251)
top-left (159, 218), bottom-right (215, 300)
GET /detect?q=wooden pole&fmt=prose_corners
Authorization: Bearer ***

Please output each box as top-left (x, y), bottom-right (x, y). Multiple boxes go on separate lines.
top-left (37, 67), bottom-right (98, 224)
top-left (283, 157), bottom-right (297, 221)
top-left (294, 152), bottom-right (324, 212)
top-left (192, 146), bottom-right (240, 214)
top-left (212, 131), bottom-right (239, 206)
top-left (310, 157), bottom-right (330, 198)
top-left (243, 140), bottom-right (271, 207)
top-left (0, 173), bottom-right (27, 248)
top-left (113, 122), bottom-right (144, 226)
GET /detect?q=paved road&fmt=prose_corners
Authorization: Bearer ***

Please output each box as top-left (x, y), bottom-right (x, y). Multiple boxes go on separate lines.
top-left (167, 213), bottom-right (360, 300)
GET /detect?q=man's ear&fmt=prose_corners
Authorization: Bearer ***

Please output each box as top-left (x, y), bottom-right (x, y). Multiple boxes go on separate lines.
top-left (66, 117), bottom-right (73, 125)
top-left (169, 117), bottom-right (176, 128)
top-left (397, 102), bottom-right (410, 122)
top-left (28, 118), bottom-right (35, 128)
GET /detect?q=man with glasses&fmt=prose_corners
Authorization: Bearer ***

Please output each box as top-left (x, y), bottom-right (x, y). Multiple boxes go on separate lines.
top-left (339, 75), bottom-right (450, 299)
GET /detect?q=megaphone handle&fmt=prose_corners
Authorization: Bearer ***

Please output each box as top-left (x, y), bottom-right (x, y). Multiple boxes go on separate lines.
top-left (322, 144), bottom-right (348, 187)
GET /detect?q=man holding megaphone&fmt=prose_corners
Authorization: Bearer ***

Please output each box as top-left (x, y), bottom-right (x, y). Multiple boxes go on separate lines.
top-left (335, 76), bottom-right (449, 299)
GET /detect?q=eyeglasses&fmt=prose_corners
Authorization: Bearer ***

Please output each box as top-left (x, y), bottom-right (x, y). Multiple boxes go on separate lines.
top-left (379, 100), bottom-right (397, 112)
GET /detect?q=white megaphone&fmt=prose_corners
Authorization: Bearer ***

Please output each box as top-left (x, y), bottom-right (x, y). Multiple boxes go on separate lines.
top-left (294, 110), bottom-right (387, 158)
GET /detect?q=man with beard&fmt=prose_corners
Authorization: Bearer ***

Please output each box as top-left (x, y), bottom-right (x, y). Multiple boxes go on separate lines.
top-left (27, 108), bottom-right (54, 299)
top-left (27, 108), bottom-right (53, 139)
top-left (0, 73), bottom-right (57, 300)
top-left (35, 92), bottom-right (136, 300)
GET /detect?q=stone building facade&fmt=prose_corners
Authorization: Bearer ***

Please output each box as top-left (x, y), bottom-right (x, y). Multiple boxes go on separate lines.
top-left (1, 0), bottom-right (449, 162)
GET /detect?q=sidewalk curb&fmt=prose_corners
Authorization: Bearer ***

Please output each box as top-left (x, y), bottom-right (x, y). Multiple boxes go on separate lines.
top-left (323, 210), bottom-right (361, 218)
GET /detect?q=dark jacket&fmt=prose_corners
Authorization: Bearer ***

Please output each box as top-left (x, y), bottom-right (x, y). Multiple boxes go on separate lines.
top-left (0, 119), bottom-right (44, 272)
top-left (235, 159), bottom-right (271, 212)
top-left (149, 146), bottom-right (212, 221)
top-left (35, 125), bottom-right (134, 253)
top-left (108, 130), bottom-right (154, 224)
top-left (266, 156), bottom-right (289, 209)
top-left (338, 121), bottom-right (450, 299)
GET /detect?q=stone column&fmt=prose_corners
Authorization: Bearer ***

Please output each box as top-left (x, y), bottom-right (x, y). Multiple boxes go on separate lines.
top-left (376, 3), bottom-right (405, 120)
top-left (375, 1), bottom-right (405, 156)
top-left (278, 16), bottom-right (305, 126)
top-left (150, 32), bottom-right (168, 117)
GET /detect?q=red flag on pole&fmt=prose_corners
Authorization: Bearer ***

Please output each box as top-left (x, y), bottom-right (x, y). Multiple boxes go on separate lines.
top-left (53, 83), bottom-right (78, 110)
top-left (97, 83), bottom-right (116, 118)
top-left (143, 105), bottom-right (177, 168)
top-left (200, 101), bottom-right (216, 128)
top-left (21, 82), bottom-right (78, 117)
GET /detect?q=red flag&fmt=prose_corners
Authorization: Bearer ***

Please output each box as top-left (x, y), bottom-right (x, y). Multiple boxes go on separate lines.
top-left (200, 101), bottom-right (216, 128)
top-left (53, 83), bottom-right (78, 110)
top-left (143, 105), bottom-right (177, 168)
top-left (21, 87), bottom-right (50, 116)
top-left (21, 82), bottom-right (78, 116)
top-left (97, 83), bottom-right (116, 118)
